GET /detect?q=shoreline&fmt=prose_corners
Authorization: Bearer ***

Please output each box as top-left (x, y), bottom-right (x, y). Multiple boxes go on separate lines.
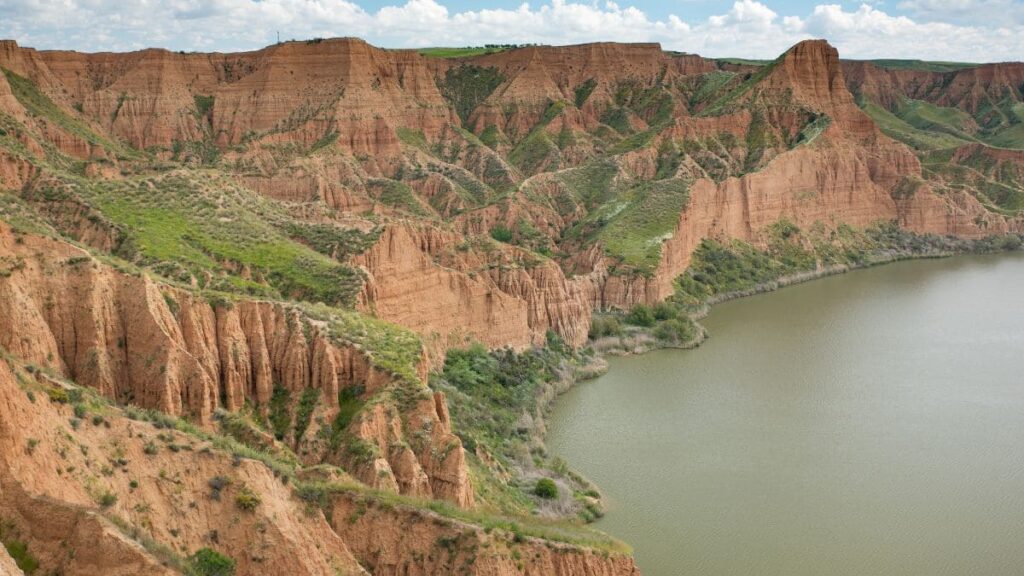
top-left (536, 244), bottom-right (1021, 530)
top-left (593, 248), bottom-right (957, 357)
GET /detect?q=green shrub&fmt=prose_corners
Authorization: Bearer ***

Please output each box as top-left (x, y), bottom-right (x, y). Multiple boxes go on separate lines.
top-left (625, 304), bottom-right (656, 327)
top-left (293, 387), bottom-right (320, 443)
top-left (652, 301), bottom-right (677, 321)
top-left (46, 387), bottom-right (69, 404)
top-left (490, 225), bottom-right (513, 243)
top-left (653, 318), bottom-right (696, 344)
top-left (534, 478), bottom-right (558, 499)
top-left (97, 491), bottom-right (117, 508)
top-left (588, 316), bottom-right (622, 339)
top-left (1, 538), bottom-right (39, 575)
top-left (268, 385), bottom-right (291, 441)
top-left (189, 547), bottom-right (236, 576)
top-left (235, 485), bottom-right (261, 511)
top-left (330, 386), bottom-right (364, 443)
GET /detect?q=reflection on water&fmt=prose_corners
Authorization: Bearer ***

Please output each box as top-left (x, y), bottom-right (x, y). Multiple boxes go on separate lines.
top-left (548, 254), bottom-right (1024, 576)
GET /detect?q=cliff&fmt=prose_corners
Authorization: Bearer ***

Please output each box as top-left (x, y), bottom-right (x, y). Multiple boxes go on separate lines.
top-left (586, 40), bottom-right (1020, 307)
top-left (2, 37), bottom-right (1019, 339)
top-left (1, 35), bottom-right (1023, 575)
top-left (0, 222), bottom-right (473, 508)
top-left (0, 349), bottom-right (637, 575)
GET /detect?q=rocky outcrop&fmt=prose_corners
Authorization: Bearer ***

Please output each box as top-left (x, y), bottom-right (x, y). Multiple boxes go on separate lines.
top-left (0, 351), bottom-right (629, 575)
top-left (0, 223), bottom-right (473, 507)
top-left (843, 60), bottom-right (1024, 119)
top-left (34, 38), bottom-right (454, 157)
top-left (462, 42), bottom-right (716, 136)
top-left (0, 358), bottom-right (368, 576)
top-left (590, 40), bottom-right (1021, 308)
top-left (355, 222), bottom-right (594, 350)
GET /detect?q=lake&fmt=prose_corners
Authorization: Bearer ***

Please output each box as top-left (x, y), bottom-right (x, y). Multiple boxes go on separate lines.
top-left (548, 254), bottom-right (1024, 576)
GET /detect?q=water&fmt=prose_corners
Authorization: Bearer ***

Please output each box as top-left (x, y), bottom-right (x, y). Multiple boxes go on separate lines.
top-left (548, 254), bottom-right (1024, 576)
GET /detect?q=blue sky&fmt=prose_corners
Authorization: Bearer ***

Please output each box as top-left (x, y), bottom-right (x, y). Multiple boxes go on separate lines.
top-left (1, 0), bottom-right (1021, 61)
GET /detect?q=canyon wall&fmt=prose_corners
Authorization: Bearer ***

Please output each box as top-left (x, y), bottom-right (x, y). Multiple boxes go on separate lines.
top-left (0, 223), bottom-right (473, 507)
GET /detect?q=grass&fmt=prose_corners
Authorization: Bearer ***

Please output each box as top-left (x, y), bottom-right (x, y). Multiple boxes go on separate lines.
top-left (714, 57), bottom-right (772, 67)
top-left (418, 47), bottom-right (511, 58)
top-left (859, 97), bottom-right (970, 150)
top-left (301, 302), bottom-right (424, 385)
top-left (367, 178), bottom-right (432, 217)
top-left (438, 65), bottom-right (506, 126)
top-left (893, 98), bottom-right (978, 140)
top-left (672, 220), bottom-right (1023, 310)
top-left (985, 121), bottom-right (1024, 149)
top-left (297, 479), bottom-right (631, 554)
top-left (590, 178), bottom-right (691, 274)
top-left (508, 129), bottom-right (559, 174)
top-left (684, 70), bottom-right (738, 110)
top-left (702, 54), bottom-right (783, 115)
top-left (33, 171), bottom-right (370, 307)
top-left (860, 59), bottom-right (978, 73)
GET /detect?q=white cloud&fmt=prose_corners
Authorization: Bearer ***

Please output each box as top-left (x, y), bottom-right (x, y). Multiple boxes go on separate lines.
top-left (0, 0), bottom-right (1019, 61)
top-left (897, 0), bottom-right (1024, 25)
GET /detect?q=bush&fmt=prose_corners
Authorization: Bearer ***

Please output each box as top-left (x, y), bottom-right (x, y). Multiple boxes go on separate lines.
top-left (652, 301), bottom-right (677, 321)
top-left (534, 478), bottom-right (558, 499)
top-left (46, 387), bottom-right (69, 404)
top-left (653, 318), bottom-right (696, 344)
top-left (97, 491), bottom-right (117, 508)
top-left (588, 316), bottom-right (622, 339)
top-left (235, 485), bottom-right (261, 511)
top-left (189, 547), bottom-right (236, 576)
top-left (1, 538), bottom-right (39, 575)
top-left (268, 385), bottom-right (292, 441)
top-left (625, 304), bottom-right (656, 327)
top-left (293, 387), bottom-right (320, 443)
top-left (490, 225), bottom-right (513, 243)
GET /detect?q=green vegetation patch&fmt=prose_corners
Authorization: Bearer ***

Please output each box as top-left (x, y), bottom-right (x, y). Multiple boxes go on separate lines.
top-left (189, 548), bottom-right (236, 576)
top-left (438, 65), bottom-right (506, 126)
top-left (0, 522), bottom-right (39, 575)
top-left (435, 343), bottom-right (557, 458)
top-left (859, 97), bottom-right (970, 150)
top-left (590, 178), bottom-right (691, 274)
top-left (297, 479), bottom-right (630, 553)
top-left (367, 178), bottom-right (432, 217)
top-left (2, 68), bottom-right (137, 159)
top-left (418, 46), bottom-right (511, 58)
top-left (861, 59), bottom-right (978, 73)
top-left (41, 171), bottom-right (369, 307)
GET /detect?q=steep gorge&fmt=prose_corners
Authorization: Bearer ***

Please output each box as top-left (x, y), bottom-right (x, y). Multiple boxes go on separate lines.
top-left (1, 35), bottom-right (1022, 576)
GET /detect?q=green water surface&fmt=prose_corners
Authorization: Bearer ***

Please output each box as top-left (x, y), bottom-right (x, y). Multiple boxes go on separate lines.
top-left (548, 254), bottom-right (1024, 576)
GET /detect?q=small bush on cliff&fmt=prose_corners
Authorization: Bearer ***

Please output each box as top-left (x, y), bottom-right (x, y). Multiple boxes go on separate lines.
top-left (489, 225), bottom-right (513, 243)
top-left (1, 522), bottom-right (40, 575)
top-left (46, 387), bottom-right (69, 404)
top-left (235, 485), bottom-right (261, 511)
top-left (97, 491), bottom-right (117, 508)
top-left (268, 385), bottom-right (292, 441)
top-left (293, 387), bottom-right (320, 443)
top-left (534, 478), bottom-right (558, 499)
top-left (189, 547), bottom-right (236, 576)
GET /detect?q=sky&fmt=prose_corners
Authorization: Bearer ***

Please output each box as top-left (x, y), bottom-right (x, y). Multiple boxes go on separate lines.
top-left (0, 0), bottom-right (1021, 61)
